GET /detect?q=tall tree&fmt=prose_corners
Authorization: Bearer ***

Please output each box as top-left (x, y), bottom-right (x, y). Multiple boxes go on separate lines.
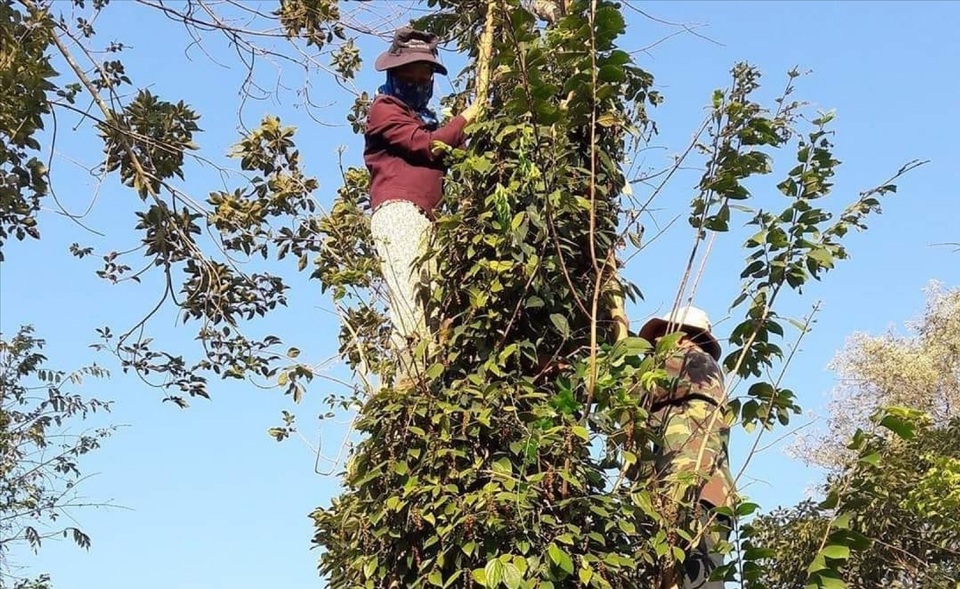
top-left (0, 327), bottom-right (112, 589)
top-left (744, 286), bottom-right (960, 588)
top-left (745, 411), bottom-right (960, 589)
top-left (0, 0), bottom-right (925, 587)
top-left (793, 283), bottom-right (960, 471)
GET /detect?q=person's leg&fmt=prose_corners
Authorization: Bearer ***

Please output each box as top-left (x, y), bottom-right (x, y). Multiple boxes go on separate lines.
top-left (681, 509), bottom-right (732, 589)
top-left (370, 201), bottom-right (432, 383)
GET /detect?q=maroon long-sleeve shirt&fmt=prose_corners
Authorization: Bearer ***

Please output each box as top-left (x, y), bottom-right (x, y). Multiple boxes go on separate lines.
top-left (364, 94), bottom-right (467, 215)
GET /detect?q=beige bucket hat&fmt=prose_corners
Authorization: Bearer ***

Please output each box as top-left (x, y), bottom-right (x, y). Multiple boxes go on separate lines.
top-left (374, 27), bottom-right (448, 75)
top-left (637, 305), bottom-right (722, 360)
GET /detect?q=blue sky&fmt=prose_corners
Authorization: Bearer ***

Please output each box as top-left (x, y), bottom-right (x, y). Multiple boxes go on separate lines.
top-left (1, 1), bottom-right (958, 587)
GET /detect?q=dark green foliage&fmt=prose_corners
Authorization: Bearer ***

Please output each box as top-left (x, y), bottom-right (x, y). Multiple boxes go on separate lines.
top-left (745, 413), bottom-right (960, 589)
top-left (0, 0), bottom-right (56, 259)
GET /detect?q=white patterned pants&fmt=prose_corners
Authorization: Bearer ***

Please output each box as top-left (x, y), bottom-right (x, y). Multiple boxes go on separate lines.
top-left (370, 201), bottom-right (433, 381)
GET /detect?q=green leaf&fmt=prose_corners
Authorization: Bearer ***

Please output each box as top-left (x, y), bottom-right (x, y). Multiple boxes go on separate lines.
top-left (806, 553), bottom-right (827, 574)
top-left (363, 557), bottom-right (378, 578)
top-left (426, 363), bottom-right (444, 380)
top-left (832, 511), bottom-right (853, 530)
top-left (819, 490), bottom-right (840, 510)
top-left (597, 111), bottom-right (620, 127)
top-left (736, 502), bottom-right (759, 517)
top-left (493, 457), bottom-right (513, 475)
top-left (611, 336), bottom-right (651, 358)
top-left (834, 529), bottom-right (870, 551)
top-left (444, 571), bottom-right (463, 589)
top-left (502, 563), bottom-right (522, 589)
top-left (654, 331), bottom-right (683, 354)
top-left (743, 547), bottom-right (776, 560)
top-left (484, 559), bottom-right (504, 589)
top-left (604, 49), bottom-right (631, 66)
top-left (807, 571), bottom-right (847, 589)
top-left (597, 65), bottom-right (627, 84)
top-left (878, 414), bottom-right (917, 439)
top-left (631, 491), bottom-right (658, 520)
top-left (472, 568), bottom-right (487, 587)
top-left (741, 260), bottom-right (765, 279)
top-left (578, 567), bottom-right (593, 585)
top-left (550, 314), bottom-right (571, 338)
top-left (469, 156), bottom-right (494, 174)
top-left (571, 425), bottom-right (589, 442)
top-left (488, 260), bottom-right (514, 273)
top-left (821, 544), bottom-right (850, 561)
top-left (547, 544), bottom-right (574, 574)
top-left (512, 556), bottom-right (528, 575)
top-left (807, 248), bottom-right (834, 268)
top-left (499, 343), bottom-right (519, 365)
top-left (821, 577), bottom-right (847, 589)
top-left (671, 546), bottom-right (685, 562)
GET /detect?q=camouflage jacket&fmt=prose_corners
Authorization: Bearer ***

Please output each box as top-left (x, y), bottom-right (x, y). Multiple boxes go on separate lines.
top-left (648, 344), bottom-right (736, 509)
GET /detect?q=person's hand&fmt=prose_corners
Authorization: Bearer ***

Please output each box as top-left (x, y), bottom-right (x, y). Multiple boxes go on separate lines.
top-left (461, 101), bottom-right (482, 124)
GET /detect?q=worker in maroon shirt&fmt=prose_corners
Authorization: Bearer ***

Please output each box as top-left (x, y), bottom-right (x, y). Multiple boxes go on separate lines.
top-left (365, 27), bottom-right (480, 386)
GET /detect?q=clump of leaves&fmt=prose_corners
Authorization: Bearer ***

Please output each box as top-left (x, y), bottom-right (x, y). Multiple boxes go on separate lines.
top-left (276, 0), bottom-right (344, 49)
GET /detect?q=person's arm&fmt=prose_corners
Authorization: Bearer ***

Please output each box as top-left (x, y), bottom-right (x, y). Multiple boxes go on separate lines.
top-left (456, 101), bottom-right (481, 148)
top-left (366, 98), bottom-right (475, 163)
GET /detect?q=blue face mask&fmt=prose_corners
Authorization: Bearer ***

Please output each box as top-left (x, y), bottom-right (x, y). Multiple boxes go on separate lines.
top-left (379, 71), bottom-right (438, 128)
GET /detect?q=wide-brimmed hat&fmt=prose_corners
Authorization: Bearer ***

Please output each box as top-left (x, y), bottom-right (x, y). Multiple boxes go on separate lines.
top-left (374, 27), bottom-right (448, 76)
top-left (637, 305), bottom-right (722, 360)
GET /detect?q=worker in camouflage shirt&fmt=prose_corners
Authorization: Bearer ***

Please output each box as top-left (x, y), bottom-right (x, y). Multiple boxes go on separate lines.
top-left (637, 305), bottom-right (736, 589)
